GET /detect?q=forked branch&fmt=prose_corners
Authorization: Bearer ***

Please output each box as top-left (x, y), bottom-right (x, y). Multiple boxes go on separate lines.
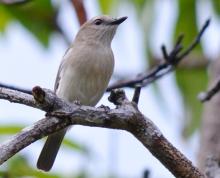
top-left (107, 19), bottom-right (210, 91)
top-left (0, 86), bottom-right (205, 177)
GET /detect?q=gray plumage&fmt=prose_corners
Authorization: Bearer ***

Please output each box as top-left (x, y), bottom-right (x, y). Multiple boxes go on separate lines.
top-left (37, 15), bottom-right (127, 171)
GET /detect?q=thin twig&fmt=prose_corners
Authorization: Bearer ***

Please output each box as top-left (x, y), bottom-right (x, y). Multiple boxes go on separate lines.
top-left (198, 77), bottom-right (220, 102)
top-left (175, 34), bottom-right (184, 47)
top-left (161, 45), bottom-right (169, 61)
top-left (132, 85), bottom-right (141, 104)
top-left (107, 19), bottom-right (210, 91)
top-left (178, 19), bottom-right (210, 60)
top-left (0, 19), bottom-right (210, 98)
top-left (0, 83), bottom-right (32, 95)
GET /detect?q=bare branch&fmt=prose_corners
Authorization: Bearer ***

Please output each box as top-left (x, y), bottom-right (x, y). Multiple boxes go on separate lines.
top-left (0, 86), bottom-right (205, 177)
top-left (0, 83), bottom-right (32, 95)
top-left (132, 86), bottom-right (141, 104)
top-left (0, 86), bottom-right (34, 107)
top-left (70, 0), bottom-right (87, 26)
top-left (198, 77), bottom-right (220, 102)
top-left (107, 19), bottom-right (210, 91)
top-left (178, 19), bottom-right (210, 60)
top-left (0, 20), bottom-right (210, 97)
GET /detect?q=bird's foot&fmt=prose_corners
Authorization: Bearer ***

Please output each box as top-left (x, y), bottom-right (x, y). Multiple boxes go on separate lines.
top-left (98, 105), bottom-right (110, 112)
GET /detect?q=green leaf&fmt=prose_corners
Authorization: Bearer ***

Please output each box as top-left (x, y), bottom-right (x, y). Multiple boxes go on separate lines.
top-left (0, 124), bottom-right (24, 134)
top-left (212, 0), bottom-right (220, 16)
top-left (176, 66), bottom-right (208, 137)
top-left (98, 0), bottom-right (119, 14)
top-left (0, 6), bottom-right (12, 32)
top-left (128, 0), bottom-right (147, 12)
top-left (174, 0), bottom-right (206, 137)
top-left (4, 155), bottom-right (61, 178)
top-left (175, 0), bottom-right (201, 52)
top-left (0, 0), bottom-right (58, 47)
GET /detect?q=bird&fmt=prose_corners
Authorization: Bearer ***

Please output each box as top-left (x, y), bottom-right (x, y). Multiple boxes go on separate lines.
top-left (37, 15), bottom-right (127, 171)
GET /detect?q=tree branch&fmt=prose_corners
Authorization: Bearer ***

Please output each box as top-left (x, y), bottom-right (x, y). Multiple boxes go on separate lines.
top-left (198, 77), bottom-right (220, 102)
top-left (0, 82), bottom-right (32, 95)
top-left (132, 85), bottom-right (141, 104)
top-left (0, 86), bottom-right (205, 177)
top-left (70, 0), bottom-right (87, 26)
top-left (0, 19), bottom-right (210, 97)
top-left (107, 19), bottom-right (210, 91)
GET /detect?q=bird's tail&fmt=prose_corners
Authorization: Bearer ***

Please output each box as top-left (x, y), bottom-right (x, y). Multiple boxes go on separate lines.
top-left (37, 128), bottom-right (67, 171)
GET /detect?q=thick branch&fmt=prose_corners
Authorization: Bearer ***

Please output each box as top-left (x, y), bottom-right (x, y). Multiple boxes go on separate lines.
top-left (0, 86), bottom-right (204, 177)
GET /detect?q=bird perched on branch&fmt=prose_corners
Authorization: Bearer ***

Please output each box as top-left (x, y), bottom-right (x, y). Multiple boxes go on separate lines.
top-left (37, 15), bottom-right (127, 171)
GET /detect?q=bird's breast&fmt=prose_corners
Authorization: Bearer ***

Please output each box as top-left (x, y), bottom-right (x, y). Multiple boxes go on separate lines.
top-left (56, 44), bottom-right (114, 106)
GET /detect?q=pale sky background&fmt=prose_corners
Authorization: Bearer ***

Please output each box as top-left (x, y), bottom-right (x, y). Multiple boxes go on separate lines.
top-left (0, 0), bottom-right (219, 177)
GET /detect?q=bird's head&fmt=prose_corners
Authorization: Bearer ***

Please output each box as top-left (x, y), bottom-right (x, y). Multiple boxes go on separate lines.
top-left (75, 15), bottom-right (127, 46)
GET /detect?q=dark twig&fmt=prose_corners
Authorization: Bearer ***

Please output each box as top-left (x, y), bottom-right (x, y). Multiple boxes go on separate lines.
top-left (178, 19), bottom-right (210, 60)
top-left (175, 34), bottom-right (184, 47)
top-left (141, 66), bottom-right (173, 86)
top-left (161, 45), bottom-right (169, 61)
top-left (107, 19), bottom-right (210, 91)
top-left (0, 19), bottom-right (210, 100)
top-left (0, 83), bottom-right (32, 95)
top-left (132, 85), bottom-right (141, 104)
top-left (198, 77), bottom-right (220, 102)
top-left (143, 169), bottom-right (150, 178)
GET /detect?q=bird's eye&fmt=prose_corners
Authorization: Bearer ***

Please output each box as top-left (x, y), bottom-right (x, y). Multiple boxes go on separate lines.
top-left (94, 19), bottom-right (102, 25)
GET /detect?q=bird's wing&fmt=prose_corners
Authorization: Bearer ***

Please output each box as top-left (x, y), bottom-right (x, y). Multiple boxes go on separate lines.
top-left (54, 48), bottom-right (71, 92)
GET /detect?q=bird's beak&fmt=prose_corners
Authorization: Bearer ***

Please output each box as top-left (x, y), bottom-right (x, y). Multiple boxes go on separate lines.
top-left (108, 16), bottom-right (127, 25)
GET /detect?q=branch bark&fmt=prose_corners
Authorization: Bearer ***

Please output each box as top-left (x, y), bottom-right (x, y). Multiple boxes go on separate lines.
top-left (0, 86), bottom-right (205, 177)
top-left (198, 76), bottom-right (220, 102)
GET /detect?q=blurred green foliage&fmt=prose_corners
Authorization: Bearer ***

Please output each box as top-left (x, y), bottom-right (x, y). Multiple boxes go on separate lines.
top-left (0, 155), bottom-right (88, 178)
top-left (174, 0), bottom-right (207, 137)
top-left (0, 126), bottom-right (89, 178)
top-left (176, 67), bottom-right (208, 137)
top-left (0, 0), bottom-right (59, 47)
top-left (100, 0), bottom-right (211, 137)
top-left (98, 0), bottom-right (218, 138)
top-left (0, 0), bottom-right (219, 177)
top-left (98, 0), bottom-right (119, 14)
top-left (1, 155), bottom-right (61, 178)
top-left (175, 0), bottom-right (199, 49)
top-left (0, 125), bottom-right (23, 134)
top-left (212, 0), bottom-right (220, 16)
